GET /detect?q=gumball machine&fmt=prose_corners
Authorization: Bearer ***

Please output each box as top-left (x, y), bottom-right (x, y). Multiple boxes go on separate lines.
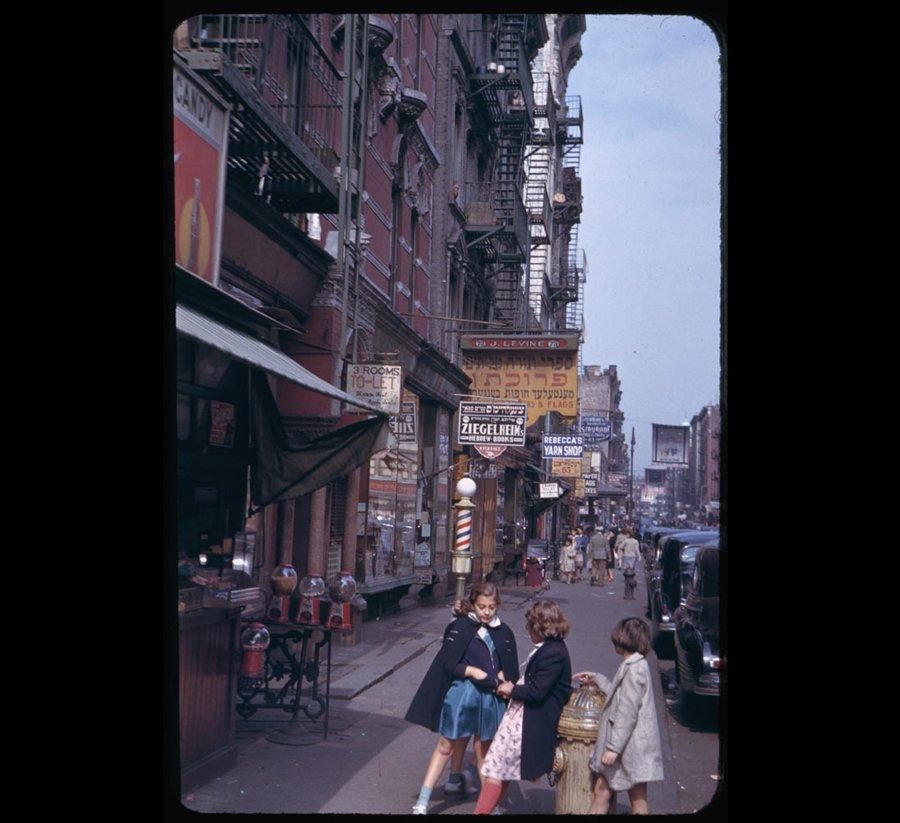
top-left (326, 571), bottom-right (357, 630)
top-left (238, 622), bottom-right (270, 690)
top-left (295, 572), bottom-right (326, 625)
top-left (268, 563), bottom-right (298, 623)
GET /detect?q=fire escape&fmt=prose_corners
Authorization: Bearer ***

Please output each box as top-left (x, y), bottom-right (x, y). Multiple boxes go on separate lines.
top-left (552, 94), bottom-right (584, 343)
top-left (178, 14), bottom-right (348, 215)
top-left (464, 15), bottom-right (534, 328)
top-left (524, 71), bottom-right (555, 329)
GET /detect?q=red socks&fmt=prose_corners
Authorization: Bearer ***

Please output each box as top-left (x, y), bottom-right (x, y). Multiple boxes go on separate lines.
top-left (474, 781), bottom-right (508, 815)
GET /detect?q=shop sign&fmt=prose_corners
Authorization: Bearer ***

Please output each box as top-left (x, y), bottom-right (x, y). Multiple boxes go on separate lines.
top-left (608, 471), bottom-right (628, 487)
top-left (457, 400), bottom-right (527, 461)
top-left (552, 459), bottom-right (582, 478)
top-left (652, 423), bottom-right (689, 465)
top-left (390, 400), bottom-right (417, 443)
top-left (542, 435), bottom-right (584, 459)
top-left (645, 468), bottom-right (667, 486)
top-left (460, 334), bottom-right (580, 351)
top-left (173, 62), bottom-right (229, 285)
top-left (579, 415), bottom-right (612, 447)
top-left (348, 364), bottom-right (402, 414)
top-left (461, 337), bottom-right (579, 427)
top-left (415, 570), bottom-right (434, 584)
top-left (539, 482), bottom-right (560, 499)
top-left (584, 474), bottom-right (599, 495)
top-left (575, 478), bottom-right (586, 498)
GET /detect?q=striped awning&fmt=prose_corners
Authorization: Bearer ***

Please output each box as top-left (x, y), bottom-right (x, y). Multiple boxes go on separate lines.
top-left (176, 303), bottom-right (386, 416)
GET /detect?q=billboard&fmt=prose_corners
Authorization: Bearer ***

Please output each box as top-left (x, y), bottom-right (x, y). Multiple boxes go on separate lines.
top-left (645, 468), bottom-right (667, 486)
top-left (173, 61), bottom-right (230, 285)
top-left (460, 335), bottom-right (579, 427)
top-left (652, 424), bottom-right (689, 465)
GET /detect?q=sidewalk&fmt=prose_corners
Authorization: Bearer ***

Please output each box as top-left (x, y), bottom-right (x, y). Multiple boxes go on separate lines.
top-left (329, 585), bottom-right (540, 700)
top-left (180, 571), bottom-right (683, 814)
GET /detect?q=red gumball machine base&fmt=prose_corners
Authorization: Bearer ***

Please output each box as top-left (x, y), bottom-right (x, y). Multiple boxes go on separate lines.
top-left (295, 595), bottom-right (322, 625)
top-left (268, 595), bottom-right (292, 623)
top-left (326, 600), bottom-right (352, 631)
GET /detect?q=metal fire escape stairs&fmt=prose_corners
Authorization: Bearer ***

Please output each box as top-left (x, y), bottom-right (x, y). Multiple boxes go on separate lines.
top-left (525, 70), bottom-right (554, 330)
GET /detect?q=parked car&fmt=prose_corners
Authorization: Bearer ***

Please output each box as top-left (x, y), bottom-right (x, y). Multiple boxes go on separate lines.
top-left (648, 530), bottom-right (718, 650)
top-left (674, 541), bottom-right (722, 701)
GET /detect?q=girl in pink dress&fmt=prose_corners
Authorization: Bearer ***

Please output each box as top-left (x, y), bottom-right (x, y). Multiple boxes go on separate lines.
top-left (473, 600), bottom-right (573, 815)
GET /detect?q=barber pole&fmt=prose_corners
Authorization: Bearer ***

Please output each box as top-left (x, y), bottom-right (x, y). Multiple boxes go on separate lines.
top-left (451, 476), bottom-right (477, 601)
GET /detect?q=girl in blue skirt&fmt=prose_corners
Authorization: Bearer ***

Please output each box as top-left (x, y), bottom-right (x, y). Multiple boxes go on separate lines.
top-left (405, 581), bottom-right (519, 815)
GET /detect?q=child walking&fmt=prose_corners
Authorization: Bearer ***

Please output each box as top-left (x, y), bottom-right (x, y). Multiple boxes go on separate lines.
top-left (405, 582), bottom-right (519, 815)
top-left (559, 536), bottom-right (577, 584)
top-left (472, 600), bottom-right (573, 815)
top-left (573, 617), bottom-right (664, 815)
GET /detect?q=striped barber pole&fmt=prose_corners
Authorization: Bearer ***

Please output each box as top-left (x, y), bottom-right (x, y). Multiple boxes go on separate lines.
top-left (455, 508), bottom-right (473, 552)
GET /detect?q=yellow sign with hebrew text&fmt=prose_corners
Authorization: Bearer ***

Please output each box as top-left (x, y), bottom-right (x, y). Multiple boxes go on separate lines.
top-left (461, 349), bottom-right (579, 427)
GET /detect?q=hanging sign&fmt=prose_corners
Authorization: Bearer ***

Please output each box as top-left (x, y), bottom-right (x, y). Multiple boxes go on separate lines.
top-left (539, 482), bottom-right (560, 499)
top-left (390, 400), bottom-right (418, 443)
top-left (457, 400), bottom-right (527, 460)
top-left (542, 435), bottom-right (584, 459)
top-left (584, 473), bottom-right (599, 495)
top-left (348, 364), bottom-right (402, 414)
top-left (551, 459), bottom-right (582, 478)
top-left (460, 334), bottom-right (579, 426)
top-left (579, 415), bottom-right (612, 447)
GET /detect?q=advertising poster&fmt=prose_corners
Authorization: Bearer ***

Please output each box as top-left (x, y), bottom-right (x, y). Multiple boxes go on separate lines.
top-left (460, 335), bottom-right (579, 427)
top-left (652, 424), bottom-right (689, 465)
top-left (390, 400), bottom-right (418, 444)
top-left (208, 400), bottom-right (235, 447)
top-left (173, 62), bottom-right (229, 285)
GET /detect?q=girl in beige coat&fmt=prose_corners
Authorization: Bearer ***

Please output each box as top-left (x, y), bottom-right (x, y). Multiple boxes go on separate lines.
top-left (573, 617), bottom-right (664, 814)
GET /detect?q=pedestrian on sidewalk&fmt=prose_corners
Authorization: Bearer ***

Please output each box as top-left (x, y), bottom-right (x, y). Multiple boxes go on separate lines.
top-left (405, 582), bottom-right (520, 815)
top-left (473, 600), bottom-right (574, 815)
top-left (573, 617), bottom-right (664, 815)
top-left (574, 528), bottom-right (586, 582)
top-left (613, 528), bottom-right (627, 571)
top-left (606, 528), bottom-right (617, 582)
top-left (588, 527), bottom-right (609, 586)
top-left (559, 536), bottom-right (578, 584)
top-left (620, 529), bottom-right (641, 600)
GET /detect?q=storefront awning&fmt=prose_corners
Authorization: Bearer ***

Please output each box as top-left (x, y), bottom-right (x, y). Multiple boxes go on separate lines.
top-left (176, 303), bottom-right (387, 415)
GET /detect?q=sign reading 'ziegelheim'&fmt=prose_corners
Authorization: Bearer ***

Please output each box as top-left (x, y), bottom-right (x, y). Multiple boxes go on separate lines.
top-left (542, 435), bottom-right (584, 459)
top-left (457, 401), bottom-right (527, 446)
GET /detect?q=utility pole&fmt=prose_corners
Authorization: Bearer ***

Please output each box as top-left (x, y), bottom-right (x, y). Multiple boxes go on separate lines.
top-left (629, 426), bottom-right (636, 520)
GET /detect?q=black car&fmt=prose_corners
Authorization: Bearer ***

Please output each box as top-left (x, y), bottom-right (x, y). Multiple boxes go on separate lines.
top-left (648, 530), bottom-right (718, 649)
top-left (674, 542), bottom-right (722, 700)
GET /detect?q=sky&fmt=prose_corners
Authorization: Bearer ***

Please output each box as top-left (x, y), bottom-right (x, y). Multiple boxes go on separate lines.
top-left (567, 15), bottom-right (722, 472)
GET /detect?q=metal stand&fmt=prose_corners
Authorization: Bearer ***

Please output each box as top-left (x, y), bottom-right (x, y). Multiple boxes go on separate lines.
top-left (235, 621), bottom-right (333, 746)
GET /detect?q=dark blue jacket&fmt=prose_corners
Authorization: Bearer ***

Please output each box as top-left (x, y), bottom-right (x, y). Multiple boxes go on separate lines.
top-left (404, 616), bottom-right (519, 733)
top-left (509, 639), bottom-right (573, 781)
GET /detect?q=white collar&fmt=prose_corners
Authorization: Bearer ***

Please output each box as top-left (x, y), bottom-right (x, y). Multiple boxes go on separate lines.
top-left (468, 612), bottom-right (501, 629)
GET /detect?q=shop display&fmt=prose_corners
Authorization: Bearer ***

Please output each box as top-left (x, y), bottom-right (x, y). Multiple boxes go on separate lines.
top-left (269, 563), bottom-right (298, 622)
top-left (296, 573), bottom-right (326, 625)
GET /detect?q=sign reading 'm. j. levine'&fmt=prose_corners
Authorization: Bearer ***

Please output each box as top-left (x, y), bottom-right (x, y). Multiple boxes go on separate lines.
top-left (457, 401), bottom-right (527, 446)
top-left (542, 435), bottom-right (584, 459)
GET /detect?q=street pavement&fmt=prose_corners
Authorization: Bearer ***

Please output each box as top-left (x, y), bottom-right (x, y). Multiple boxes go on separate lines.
top-left (181, 563), bottom-right (713, 814)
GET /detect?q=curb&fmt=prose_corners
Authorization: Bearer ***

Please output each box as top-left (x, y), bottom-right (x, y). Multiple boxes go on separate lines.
top-left (647, 647), bottom-right (681, 815)
top-left (329, 635), bottom-right (442, 700)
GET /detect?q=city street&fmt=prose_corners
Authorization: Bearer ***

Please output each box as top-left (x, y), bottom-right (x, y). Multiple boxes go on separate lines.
top-left (182, 563), bottom-right (720, 815)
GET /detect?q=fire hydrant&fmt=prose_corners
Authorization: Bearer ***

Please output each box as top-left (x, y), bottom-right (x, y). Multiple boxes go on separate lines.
top-left (548, 680), bottom-right (607, 814)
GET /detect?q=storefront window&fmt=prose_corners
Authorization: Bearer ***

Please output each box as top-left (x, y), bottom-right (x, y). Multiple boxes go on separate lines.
top-left (362, 390), bottom-right (420, 584)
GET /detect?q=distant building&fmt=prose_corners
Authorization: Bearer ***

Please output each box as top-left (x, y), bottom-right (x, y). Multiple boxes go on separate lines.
top-left (689, 405), bottom-right (720, 509)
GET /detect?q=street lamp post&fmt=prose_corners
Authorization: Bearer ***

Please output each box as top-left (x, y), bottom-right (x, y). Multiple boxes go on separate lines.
top-left (451, 476), bottom-right (477, 602)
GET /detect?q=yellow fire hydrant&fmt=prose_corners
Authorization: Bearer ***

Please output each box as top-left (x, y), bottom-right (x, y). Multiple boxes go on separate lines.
top-left (549, 680), bottom-right (607, 814)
